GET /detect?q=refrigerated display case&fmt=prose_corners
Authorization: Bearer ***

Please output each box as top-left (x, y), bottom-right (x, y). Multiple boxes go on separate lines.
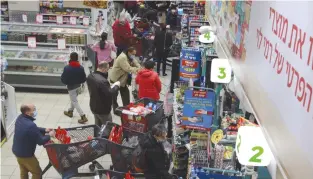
top-left (1, 22), bottom-right (88, 47)
top-left (2, 45), bottom-right (69, 89)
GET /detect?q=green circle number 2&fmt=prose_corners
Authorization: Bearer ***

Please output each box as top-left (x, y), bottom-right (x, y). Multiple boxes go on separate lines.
top-left (249, 146), bottom-right (264, 163)
top-left (218, 67), bottom-right (227, 79)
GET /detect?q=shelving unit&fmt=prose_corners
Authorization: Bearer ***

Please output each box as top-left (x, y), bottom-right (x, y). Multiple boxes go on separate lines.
top-left (1, 1), bottom-right (9, 22)
top-left (2, 45), bottom-right (69, 89)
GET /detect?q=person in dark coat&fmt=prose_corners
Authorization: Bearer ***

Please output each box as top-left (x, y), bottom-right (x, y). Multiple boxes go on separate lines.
top-left (86, 62), bottom-right (120, 126)
top-left (140, 124), bottom-right (172, 179)
top-left (154, 24), bottom-right (172, 76)
top-left (61, 52), bottom-right (88, 124)
top-left (12, 104), bottom-right (55, 179)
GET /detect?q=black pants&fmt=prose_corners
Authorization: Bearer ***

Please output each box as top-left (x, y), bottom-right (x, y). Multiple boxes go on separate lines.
top-left (112, 85), bottom-right (130, 111)
top-left (156, 57), bottom-right (167, 74)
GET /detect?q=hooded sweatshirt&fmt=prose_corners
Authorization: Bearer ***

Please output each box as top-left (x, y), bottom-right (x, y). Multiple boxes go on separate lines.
top-left (135, 69), bottom-right (161, 100)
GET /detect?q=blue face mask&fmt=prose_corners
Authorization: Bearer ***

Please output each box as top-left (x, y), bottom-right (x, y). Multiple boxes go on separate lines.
top-left (129, 55), bottom-right (135, 61)
top-left (32, 110), bottom-right (38, 118)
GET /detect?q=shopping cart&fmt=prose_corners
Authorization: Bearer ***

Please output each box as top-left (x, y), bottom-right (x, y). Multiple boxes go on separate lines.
top-left (96, 169), bottom-right (179, 179)
top-left (116, 98), bottom-right (165, 133)
top-left (42, 125), bottom-right (109, 179)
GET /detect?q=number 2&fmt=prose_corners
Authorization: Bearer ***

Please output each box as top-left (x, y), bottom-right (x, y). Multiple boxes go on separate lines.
top-left (249, 146), bottom-right (264, 163)
top-left (236, 135), bottom-right (241, 153)
top-left (218, 67), bottom-right (226, 79)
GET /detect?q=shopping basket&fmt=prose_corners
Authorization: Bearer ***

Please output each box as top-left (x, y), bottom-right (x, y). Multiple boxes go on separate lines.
top-left (42, 125), bottom-right (109, 179)
top-left (116, 98), bottom-right (165, 133)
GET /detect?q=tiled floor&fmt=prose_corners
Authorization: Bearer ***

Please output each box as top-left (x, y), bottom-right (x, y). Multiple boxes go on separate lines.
top-left (0, 72), bottom-right (171, 179)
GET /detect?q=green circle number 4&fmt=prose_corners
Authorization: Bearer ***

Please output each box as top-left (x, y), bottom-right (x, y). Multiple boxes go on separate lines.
top-left (218, 67), bottom-right (227, 79)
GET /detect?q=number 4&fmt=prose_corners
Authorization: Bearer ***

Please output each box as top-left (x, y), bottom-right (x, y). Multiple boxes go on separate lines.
top-left (218, 67), bottom-right (226, 79)
top-left (249, 146), bottom-right (264, 163)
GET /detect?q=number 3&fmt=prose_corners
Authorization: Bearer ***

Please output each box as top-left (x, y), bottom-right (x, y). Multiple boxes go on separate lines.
top-left (218, 67), bottom-right (226, 79)
top-left (249, 146), bottom-right (264, 163)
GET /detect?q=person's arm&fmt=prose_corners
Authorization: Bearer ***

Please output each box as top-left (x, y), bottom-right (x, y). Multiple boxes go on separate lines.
top-left (38, 127), bottom-right (46, 134)
top-left (132, 59), bottom-right (141, 69)
top-left (100, 80), bottom-right (119, 97)
top-left (79, 67), bottom-right (87, 84)
top-left (29, 125), bottom-right (51, 146)
top-left (119, 57), bottom-right (140, 74)
top-left (61, 67), bottom-right (68, 85)
top-left (155, 76), bottom-right (162, 93)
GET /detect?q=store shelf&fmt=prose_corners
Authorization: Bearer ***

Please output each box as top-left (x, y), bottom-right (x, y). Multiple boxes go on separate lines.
top-left (1, 22), bottom-right (88, 30)
top-left (5, 84), bottom-right (66, 89)
top-left (5, 58), bottom-right (66, 68)
top-left (1, 41), bottom-right (85, 47)
top-left (4, 71), bottom-right (60, 77)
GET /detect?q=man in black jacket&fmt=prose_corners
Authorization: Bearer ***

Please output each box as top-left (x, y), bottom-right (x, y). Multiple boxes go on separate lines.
top-left (86, 62), bottom-right (120, 126)
top-left (61, 52), bottom-right (88, 124)
top-left (140, 124), bottom-right (172, 179)
top-left (154, 24), bottom-right (173, 76)
top-left (12, 104), bottom-right (55, 179)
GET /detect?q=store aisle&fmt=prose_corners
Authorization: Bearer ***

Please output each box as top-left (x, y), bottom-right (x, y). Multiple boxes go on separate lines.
top-left (0, 71), bottom-right (171, 179)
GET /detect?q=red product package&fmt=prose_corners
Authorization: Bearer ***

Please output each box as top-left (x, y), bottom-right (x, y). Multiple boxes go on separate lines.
top-left (55, 127), bottom-right (71, 144)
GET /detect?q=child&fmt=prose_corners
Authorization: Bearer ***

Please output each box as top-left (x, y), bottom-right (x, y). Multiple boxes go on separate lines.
top-left (135, 61), bottom-right (161, 100)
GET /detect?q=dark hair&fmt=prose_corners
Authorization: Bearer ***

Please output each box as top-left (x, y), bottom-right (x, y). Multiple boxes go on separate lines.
top-left (20, 104), bottom-right (30, 114)
top-left (100, 32), bottom-right (108, 50)
top-left (127, 46), bottom-right (136, 53)
top-left (98, 61), bottom-right (109, 70)
top-left (70, 52), bottom-right (78, 61)
top-left (144, 60), bottom-right (155, 70)
top-left (151, 124), bottom-right (167, 137)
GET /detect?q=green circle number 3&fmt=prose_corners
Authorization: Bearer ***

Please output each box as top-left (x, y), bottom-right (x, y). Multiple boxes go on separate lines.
top-left (218, 67), bottom-right (227, 79)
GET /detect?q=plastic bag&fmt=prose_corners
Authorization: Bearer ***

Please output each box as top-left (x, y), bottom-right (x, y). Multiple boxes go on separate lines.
top-left (122, 136), bottom-right (139, 148)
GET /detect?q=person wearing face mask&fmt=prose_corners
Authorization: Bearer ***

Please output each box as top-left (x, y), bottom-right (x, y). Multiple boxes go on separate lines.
top-left (86, 62), bottom-right (120, 127)
top-left (12, 104), bottom-right (55, 179)
top-left (109, 46), bottom-right (141, 114)
top-left (138, 124), bottom-right (172, 179)
top-left (92, 32), bottom-right (117, 67)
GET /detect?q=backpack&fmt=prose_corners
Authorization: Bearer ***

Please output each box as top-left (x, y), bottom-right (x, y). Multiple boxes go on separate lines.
top-left (132, 144), bottom-right (147, 172)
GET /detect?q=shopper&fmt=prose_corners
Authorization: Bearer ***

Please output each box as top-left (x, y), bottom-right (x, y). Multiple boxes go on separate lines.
top-left (112, 10), bottom-right (132, 56)
top-left (154, 23), bottom-right (173, 76)
top-left (86, 62), bottom-right (120, 127)
top-left (113, 1), bottom-right (124, 20)
top-left (92, 32), bottom-right (117, 67)
top-left (110, 47), bottom-right (141, 113)
top-left (12, 104), bottom-right (55, 179)
top-left (135, 60), bottom-right (161, 100)
top-left (124, 0), bottom-right (138, 17)
top-left (136, 124), bottom-right (172, 179)
top-left (61, 52), bottom-right (88, 124)
top-left (166, 4), bottom-right (178, 29)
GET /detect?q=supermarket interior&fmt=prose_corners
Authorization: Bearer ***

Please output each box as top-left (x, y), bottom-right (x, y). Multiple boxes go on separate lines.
top-left (1, 1), bottom-right (313, 179)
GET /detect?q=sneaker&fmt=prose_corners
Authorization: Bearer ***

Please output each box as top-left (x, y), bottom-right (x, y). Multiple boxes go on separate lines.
top-left (163, 73), bottom-right (168, 76)
top-left (64, 110), bottom-right (73, 118)
top-left (78, 115), bottom-right (88, 124)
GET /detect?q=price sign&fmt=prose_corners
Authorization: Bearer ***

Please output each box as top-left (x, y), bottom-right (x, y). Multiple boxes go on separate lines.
top-left (235, 126), bottom-right (272, 166)
top-left (36, 14), bottom-right (43, 23)
top-left (69, 16), bottom-right (77, 25)
top-left (210, 58), bottom-right (232, 83)
top-left (22, 14), bottom-right (27, 23)
top-left (56, 15), bottom-right (63, 24)
top-left (27, 37), bottom-right (36, 48)
top-left (57, 39), bottom-right (66, 50)
top-left (83, 17), bottom-right (89, 26)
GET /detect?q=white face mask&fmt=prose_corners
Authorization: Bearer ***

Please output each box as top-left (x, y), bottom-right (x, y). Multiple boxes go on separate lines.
top-left (32, 109), bottom-right (38, 118)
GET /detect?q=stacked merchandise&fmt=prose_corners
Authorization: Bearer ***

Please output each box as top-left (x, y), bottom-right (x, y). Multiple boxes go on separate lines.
top-left (1, 1), bottom-right (9, 22)
top-left (178, 1), bottom-right (205, 15)
top-left (188, 16), bottom-right (209, 46)
top-left (39, 0), bottom-right (91, 25)
top-left (180, 14), bottom-right (189, 46)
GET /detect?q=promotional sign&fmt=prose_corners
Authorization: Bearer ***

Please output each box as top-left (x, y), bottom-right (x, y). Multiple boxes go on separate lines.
top-left (36, 14), bottom-right (43, 23)
top-left (181, 89), bottom-right (215, 131)
top-left (211, 58), bottom-right (232, 83)
top-left (57, 39), bottom-right (66, 49)
top-left (22, 14), bottom-right (27, 23)
top-left (236, 126), bottom-right (271, 166)
top-left (27, 37), bottom-right (36, 48)
top-left (56, 15), bottom-right (63, 24)
top-left (197, 172), bottom-right (241, 179)
top-left (179, 48), bottom-right (202, 82)
top-left (83, 17), bottom-right (90, 26)
top-left (69, 16), bottom-right (77, 25)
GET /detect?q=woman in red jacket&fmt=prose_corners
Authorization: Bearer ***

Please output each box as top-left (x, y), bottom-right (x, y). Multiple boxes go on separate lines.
top-left (135, 61), bottom-right (162, 100)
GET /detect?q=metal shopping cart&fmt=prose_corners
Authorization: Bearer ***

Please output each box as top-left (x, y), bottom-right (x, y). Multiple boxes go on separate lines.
top-left (116, 98), bottom-right (165, 133)
top-left (96, 169), bottom-right (179, 179)
top-left (42, 125), bottom-right (109, 179)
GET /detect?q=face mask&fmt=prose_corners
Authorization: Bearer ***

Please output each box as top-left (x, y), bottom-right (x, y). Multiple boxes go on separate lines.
top-left (129, 55), bottom-right (135, 61)
top-left (32, 109), bottom-right (38, 118)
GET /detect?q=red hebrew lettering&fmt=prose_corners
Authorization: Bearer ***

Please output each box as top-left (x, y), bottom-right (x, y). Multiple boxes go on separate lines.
top-left (279, 18), bottom-right (288, 43)
top-left (307, 36), bottom-right (313, 70)
top-left (263, 37), bottom-right (273, 62)
top-left (269, 7), bottom-right (276, 34)
top-left (273, 43), bottom-right (285, 74)
top-left (305, 84), bottom-right (312, 112)
top-left (257, 28), bottom-right (263, 49)
top-left (275, 12), bottom-right (282, 36)
top-left (297, 77), bottom-right (306, 102)
top-left (286, 61), bottom-right (293, 88)
top-left (292, 68), bottom-right (300, 96)
top-left (288, 24), bottom-right (298, 52)
top-left (295, 28), bottom-right (306, 59)
top-left (297, 77), bottom-right (313, 112)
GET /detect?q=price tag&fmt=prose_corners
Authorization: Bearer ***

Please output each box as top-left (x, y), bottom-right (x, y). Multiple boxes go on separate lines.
top-left (56, 15), bottom-right (63, 24)
top-left (57, 39), bottom-right (66, 49)
top-left (36, 14), bottom-right (43, 23)
top-left (69, 16), bottom-right (77, 25)
top-left (22, 14), bottom-right (27, 23)
top-left (28, 37), bottom-right (36, 48)
top-left (210, 58), bottom-right (232, 83)
top-left (83, 17), bottom-right (89, 26)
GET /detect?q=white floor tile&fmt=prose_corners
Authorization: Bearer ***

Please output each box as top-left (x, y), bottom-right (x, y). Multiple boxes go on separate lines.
top-left (1, 165), bottom-right (17, 176)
